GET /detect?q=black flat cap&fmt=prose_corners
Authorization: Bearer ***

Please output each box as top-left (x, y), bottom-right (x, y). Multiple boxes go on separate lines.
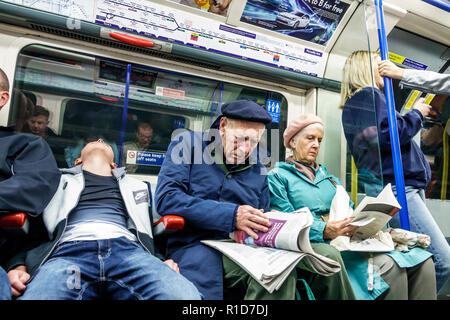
top-left (211, 100), bottom-right (272, 128)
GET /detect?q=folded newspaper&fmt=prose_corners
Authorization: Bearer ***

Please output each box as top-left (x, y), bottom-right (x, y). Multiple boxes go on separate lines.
top-left (329, 183), bottom-right (400, 252)
top-left (202, 208), bottom-right (341, 294)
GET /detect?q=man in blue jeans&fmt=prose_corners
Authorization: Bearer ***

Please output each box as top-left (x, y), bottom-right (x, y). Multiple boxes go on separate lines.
top-left (0, 268), bottom-right (10, 300)
top-left (6, 139), bottom-right (201, 300)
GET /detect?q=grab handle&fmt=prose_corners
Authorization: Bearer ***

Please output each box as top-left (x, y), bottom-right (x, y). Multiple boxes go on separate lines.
top-left (109, 32), bottom-right (154, 47)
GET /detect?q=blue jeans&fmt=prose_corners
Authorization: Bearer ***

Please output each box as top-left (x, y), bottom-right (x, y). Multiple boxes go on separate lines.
top-left (389, 186), bottom-right (450, 292)
top-left (0, 266), bottom-right (11, 300)
top-left (19, 237), bottom-right (201, 300)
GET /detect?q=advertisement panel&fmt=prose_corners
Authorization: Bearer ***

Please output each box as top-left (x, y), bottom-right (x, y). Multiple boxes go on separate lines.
top-left (241, 0), bottom-right (350, 46)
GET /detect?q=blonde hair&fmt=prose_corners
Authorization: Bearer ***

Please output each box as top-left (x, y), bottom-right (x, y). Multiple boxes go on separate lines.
top-left (339, 50), bottom-right (380, 109)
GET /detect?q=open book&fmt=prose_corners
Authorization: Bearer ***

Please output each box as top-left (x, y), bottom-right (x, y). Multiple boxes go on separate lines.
top-left (329, 183), bottom-right (400, 252)
top-left (202, 208), bottom-right (341, 294)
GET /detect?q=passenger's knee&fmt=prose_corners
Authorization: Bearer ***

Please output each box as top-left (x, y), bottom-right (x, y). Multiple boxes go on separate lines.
top-left (169, 282), bottom-right (202, 300)
top-left (312, 243), bottom-right (343, 262)
top-left (162, 275), bottom-right (202, 300)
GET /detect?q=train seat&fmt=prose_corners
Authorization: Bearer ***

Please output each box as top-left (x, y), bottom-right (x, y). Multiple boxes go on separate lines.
top-left (0, 182), bottom-right (184, 237)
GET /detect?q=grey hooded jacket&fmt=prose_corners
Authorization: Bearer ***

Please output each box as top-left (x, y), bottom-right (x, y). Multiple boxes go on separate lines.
top-left (401, 69), bottom-right (450, 95)
top-left (6, 165), bottom-right (155, 276)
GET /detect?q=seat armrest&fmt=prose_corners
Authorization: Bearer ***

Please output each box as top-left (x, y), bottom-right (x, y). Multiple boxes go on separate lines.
top-left (0, 212), bottom-right (29, 234)
top-left (153, 215), bottom-right (184, 236)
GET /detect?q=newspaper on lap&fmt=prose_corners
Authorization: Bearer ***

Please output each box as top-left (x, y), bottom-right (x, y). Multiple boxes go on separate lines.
top-left (329, 183), bottom-right (400, 252)
top-left (202, 208), bottom-right (341, 294)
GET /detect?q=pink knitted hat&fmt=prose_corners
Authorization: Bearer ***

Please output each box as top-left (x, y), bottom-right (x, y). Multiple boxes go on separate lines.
top-left (283, 114), bottom-right (324, 148)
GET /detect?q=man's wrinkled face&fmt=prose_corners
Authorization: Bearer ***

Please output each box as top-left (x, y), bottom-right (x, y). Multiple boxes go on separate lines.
top-left (219, 118), bottom-right (265, 165)
top-left (290, 125), bottom-right (323, 165)
top-left (27, 115), bottom-right (49, 135)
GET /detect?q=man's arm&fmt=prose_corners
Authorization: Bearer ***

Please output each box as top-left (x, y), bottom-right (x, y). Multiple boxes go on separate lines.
top-left (378, 60), bottom-right (450, 95)
top-left (401, 69), bottom-right (450, 95)
top-left (0, 133), bottom-right (61, 215)
top-left (155, 131), bottom-right (239, 234)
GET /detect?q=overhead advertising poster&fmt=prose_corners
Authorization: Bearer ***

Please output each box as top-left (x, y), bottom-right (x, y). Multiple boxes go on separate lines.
top-left (168, 0), bottom-right (233, 17)
top-left (241, 0), bottom-right (350, 46)
top-left (95, 0), bottom-right (327, 77)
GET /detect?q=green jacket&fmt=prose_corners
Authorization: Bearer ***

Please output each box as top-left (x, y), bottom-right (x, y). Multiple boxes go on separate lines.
top-left (267, 161), bottom-right (346, 243)
top-left (268, 161), bottom-right (432, 300)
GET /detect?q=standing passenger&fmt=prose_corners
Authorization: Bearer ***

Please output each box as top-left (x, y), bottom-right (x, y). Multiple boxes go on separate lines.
top-left (340, 51), bottom-right (450, 292)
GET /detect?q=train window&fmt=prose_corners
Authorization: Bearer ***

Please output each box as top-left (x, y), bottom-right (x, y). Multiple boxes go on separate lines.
top-left (10, 44), bottom-right (287, 175)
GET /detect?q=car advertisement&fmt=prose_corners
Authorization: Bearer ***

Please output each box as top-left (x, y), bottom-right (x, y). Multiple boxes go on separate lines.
top-left (241, 0), bottom-right (350, 46)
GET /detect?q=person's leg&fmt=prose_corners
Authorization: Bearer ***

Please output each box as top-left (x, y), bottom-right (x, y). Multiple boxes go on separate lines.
top-left (104, 238), bottom-right (201, 300)
top-left (0, 266), bottom-right (11, 300)
top-left (372, 253), bottom-right (408, 300)
top-left (18, 241), bottom-right (100, 300)
top-left (222, 255), bottom-right (297, 300)
top-left (407, 257), bottom-right (437, 300)
top-left (297, 243), bottom-right (356, 300)
top-left (390, 187), bottom-right (450, 292)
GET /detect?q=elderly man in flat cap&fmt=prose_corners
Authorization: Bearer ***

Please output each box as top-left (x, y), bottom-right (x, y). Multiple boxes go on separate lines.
top-left (155, 100), bottom-right (355, 300)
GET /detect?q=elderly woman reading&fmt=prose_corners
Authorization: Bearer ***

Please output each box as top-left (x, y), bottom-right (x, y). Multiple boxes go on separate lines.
top-left (268, 114), bottom-right (436, 300)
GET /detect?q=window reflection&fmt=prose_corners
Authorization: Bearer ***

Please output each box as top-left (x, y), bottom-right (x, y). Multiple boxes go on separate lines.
top-left (10, 45), bottom-right (287, 175)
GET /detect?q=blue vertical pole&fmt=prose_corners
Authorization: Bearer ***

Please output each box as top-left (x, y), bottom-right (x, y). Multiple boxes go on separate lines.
top-left (374, 0), bottom-right (410, 230)
top-left (118, 63), bottom-right (131, 167)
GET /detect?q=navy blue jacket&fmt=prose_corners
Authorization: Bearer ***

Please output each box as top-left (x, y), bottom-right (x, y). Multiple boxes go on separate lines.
top-left (0, 129), bottom-right (61, 214)
top-left (0, 128), bottom-right (61, 265)
top-left (342, 87), bottom-right (431, 189)
top-left (155, 130), bottom-right (270, 299)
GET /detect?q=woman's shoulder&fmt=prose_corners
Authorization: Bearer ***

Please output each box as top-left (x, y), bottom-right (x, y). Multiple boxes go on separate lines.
top-left (350, 86), bottom-right (383, 99)
top-left (317, 165), bottom-right (342, 183)
top-left (268, 161), bottom-right (295, 177)
top-left (344, 87), bottom-right (385, 112)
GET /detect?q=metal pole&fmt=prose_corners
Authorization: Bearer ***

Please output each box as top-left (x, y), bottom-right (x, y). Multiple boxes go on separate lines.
top-left (374, 0), bottom-right (410, 230)
top-left (118, 63), bottom-right (132, 167)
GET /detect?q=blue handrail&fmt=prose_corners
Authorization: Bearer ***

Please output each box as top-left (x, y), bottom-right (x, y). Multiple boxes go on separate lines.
top-left (374, 0), bottom-right (410, 230)
top-left (422, 0), bottom-right (450, 13)
top-left (118, 63), bottom-right (132, 167)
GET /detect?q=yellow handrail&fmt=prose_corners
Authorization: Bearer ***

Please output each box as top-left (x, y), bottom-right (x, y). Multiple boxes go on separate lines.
top-left (351, 156), bottom-right (358, 206)
top-left (441, 119), bottom-right (449, 200)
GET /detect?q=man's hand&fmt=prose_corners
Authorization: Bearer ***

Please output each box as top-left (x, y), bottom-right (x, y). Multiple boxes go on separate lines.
top-left (378, 60), bottom-right (404, 80)
top-left (413, 97), bottom-right (432, 118)
top-left (164, 259), bottom-right (180, 273)
top-left (235, 205), bottom-right (271, 240)
top-left (323, 217), bottom-right (359, 240)
top-left (7, 265), bottom-right (30, 298)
